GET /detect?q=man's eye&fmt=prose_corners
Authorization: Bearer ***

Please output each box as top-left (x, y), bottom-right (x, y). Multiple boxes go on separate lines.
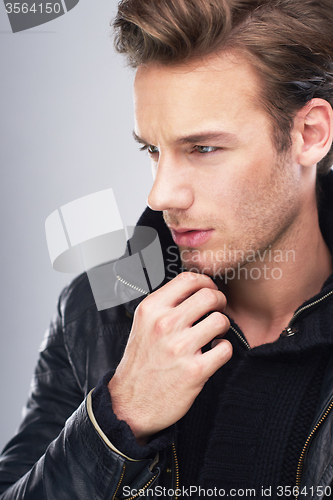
top-left (195, 145), bottom-right (218, 154)
top-left (139, 144), bottom-right (159, 155)
top-left (147, 145), bottom-right (159, 154)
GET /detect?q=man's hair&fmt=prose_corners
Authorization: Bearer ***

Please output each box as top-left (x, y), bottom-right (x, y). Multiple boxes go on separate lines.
top-left (113, 0), bottom-right (333, 174)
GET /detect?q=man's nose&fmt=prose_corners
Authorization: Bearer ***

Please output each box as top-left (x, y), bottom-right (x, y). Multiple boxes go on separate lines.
top-left (147, 158), bottom-right (194, 212)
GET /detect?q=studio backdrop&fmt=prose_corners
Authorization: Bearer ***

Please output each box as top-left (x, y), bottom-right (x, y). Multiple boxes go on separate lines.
top-left (0, 0), bottom-right (152, 450)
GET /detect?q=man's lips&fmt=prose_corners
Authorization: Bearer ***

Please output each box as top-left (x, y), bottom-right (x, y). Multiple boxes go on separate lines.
top-left (170, 228), bottom-right (214, 247)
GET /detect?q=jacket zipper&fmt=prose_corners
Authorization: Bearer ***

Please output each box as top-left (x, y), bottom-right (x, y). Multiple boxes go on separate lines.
top-left (229, 324), bottom-right (251, 350)
top-left (229, 289), bottom-right (333, 349)
top-left (172, 442), bottom-right (180, 499)
top-left (112, 463), bottom-right (126, 500)
top-left (123, 471), bottom-right (160, 500)
top-left (116, 275), bottom-right (149, 296)
top-left (115, 443), bottom-right (179, 500)
top-left (282, 290), bottom-right (333, 336)
top-left (295, 397), bottom-right (333, 500)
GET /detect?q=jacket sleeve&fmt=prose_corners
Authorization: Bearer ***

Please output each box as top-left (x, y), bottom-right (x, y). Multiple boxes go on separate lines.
top-left (0, 290), bottom-right (163, 500)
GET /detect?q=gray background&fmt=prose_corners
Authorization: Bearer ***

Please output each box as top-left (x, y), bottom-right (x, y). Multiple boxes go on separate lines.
top-left (0, 0), bottom-right (153, 450)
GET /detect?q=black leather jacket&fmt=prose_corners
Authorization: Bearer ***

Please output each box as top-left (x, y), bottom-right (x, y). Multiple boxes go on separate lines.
top-left (1, 199), bottom-right (333, 499)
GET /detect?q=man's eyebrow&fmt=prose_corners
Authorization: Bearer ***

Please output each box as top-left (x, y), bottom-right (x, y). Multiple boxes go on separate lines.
top-left (175, 131), bottom-right (237, 145)
top-left (132, 130), bottom-right (237, 145)
top-left (133, 131), bottom-right (148, 144)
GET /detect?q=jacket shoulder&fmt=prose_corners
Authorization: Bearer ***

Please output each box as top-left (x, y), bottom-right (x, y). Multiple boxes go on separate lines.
top-left (58, 272), bottom-right (96, 325)
top-left (55, 273), bottom-right (132, 392)
top-left (58, 272), bottom-right (129, 327)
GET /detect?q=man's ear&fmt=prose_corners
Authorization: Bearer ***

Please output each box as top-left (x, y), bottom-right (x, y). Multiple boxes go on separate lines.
top-left (292, 98), bottom-right (333, 167)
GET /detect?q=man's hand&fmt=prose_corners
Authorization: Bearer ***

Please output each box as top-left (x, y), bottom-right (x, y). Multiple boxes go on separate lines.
top-left (108, 272), bottom-right (232, 442)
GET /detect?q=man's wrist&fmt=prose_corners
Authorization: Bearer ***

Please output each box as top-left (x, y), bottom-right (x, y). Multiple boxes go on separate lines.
top-left (92, 370), bottom-right (174, 459)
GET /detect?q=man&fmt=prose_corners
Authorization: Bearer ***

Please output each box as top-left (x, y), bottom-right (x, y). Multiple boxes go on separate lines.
top-left (1, 0), bottom-right (333, 498)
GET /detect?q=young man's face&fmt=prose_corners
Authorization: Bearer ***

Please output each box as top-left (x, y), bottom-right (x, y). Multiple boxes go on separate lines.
top-left (133, 51), bottom-right (303, 277)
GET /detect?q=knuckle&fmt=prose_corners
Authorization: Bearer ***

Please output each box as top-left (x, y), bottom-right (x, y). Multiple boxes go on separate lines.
top-left (199, 288), bottom-right (219, 307)
top-left (154, 314), bottom-right (173, 335)
top-left (210, 312), bottom-right (230, 330)
top-left (219, 292), bottom-right (227, 309)
top-left (224, 315), bottom-right (231, 330)
top-left (135, 297), bottom-right (150, 318)
top-left (178, 271), bottom-right (212, 283)
top-left (218, 340), bottom-right (233, 361)
top-left (224, 341), bottom-right (233, 357)
top-left (178, 271), bottom-right (199, 282)
top-left (167, 340), bottom-right (185, 358)
top-left (187, 359), bottom-right (205, 382)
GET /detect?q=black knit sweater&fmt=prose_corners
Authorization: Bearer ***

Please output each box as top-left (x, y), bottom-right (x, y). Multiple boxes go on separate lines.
top-left (177, 319), bottom-right (333, 497)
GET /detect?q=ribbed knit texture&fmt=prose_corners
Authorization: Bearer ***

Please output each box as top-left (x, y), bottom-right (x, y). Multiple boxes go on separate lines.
top-left (177, 319), bottom-right (333, 497)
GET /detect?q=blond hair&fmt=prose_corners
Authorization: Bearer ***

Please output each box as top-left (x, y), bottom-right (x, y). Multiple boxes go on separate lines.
top-left (113, 0), bottom-right (333, 173)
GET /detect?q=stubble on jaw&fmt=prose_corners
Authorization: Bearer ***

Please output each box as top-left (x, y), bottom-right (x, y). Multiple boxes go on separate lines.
top-left (163, 150), bottom-right (302, 279)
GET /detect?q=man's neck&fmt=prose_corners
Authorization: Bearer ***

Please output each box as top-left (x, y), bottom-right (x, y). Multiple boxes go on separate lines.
top-left (218, 213), bottom-right (332, 348)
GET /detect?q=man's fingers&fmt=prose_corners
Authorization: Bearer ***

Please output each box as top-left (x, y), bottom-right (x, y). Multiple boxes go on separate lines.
top-left (176, 287), bottom-right (227, 326)
top-left (147, 272), bottom-right (218, 308)
top-left (191, 311), bottom-right (230, 350)
top-left (201, 339), bottom-right (233, 378)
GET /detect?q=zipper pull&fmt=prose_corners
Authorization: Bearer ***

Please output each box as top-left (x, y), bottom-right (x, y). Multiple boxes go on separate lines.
top-left (281, 326), bottom-right (298, 337)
